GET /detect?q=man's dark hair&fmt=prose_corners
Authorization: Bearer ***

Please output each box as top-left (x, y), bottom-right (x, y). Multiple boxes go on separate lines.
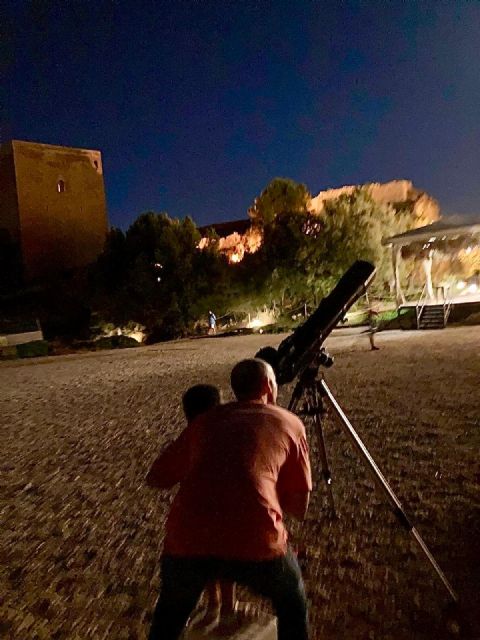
top-left (182, 384), bottom-right (221, 422)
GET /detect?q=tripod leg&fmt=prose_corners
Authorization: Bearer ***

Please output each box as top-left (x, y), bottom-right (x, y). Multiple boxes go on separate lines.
top-left (288, 377), bottom-right (336, 516)
top-left (312, 411), bottom-right (336, 516)
top-left (309, 388), bottom-right (336, 517)
top-left (319, 379), bottom-right (458, 604)
top-left (288, 377), bottom-right (304, 413)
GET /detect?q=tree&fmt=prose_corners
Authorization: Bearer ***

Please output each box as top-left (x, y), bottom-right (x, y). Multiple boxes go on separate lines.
top-left (92, 227), bottom-right (128, 294)
top-left (124, 213), bottom-right (203, 334)
top-left (319, 188), bottom-right (412, 293)
top-left (249, 188), bottom-right (415, 310)
top-left (90, 211), bottom-right (232, 339)
top-left (233, 208), bottom-right (328, 315)
top-left (248, 178), bottom-right (311, 228)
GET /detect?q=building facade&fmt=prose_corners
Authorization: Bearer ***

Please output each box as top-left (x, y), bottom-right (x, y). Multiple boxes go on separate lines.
top-left (0, 140), bottom-right (108, 281)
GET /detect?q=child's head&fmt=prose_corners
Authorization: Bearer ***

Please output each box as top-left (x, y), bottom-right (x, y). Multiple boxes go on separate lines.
top-left (182, 384), bottom-right (221, 423)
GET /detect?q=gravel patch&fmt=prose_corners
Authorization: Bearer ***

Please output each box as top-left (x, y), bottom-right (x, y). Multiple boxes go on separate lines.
top-left (0, 327), bottom-right (479, 639)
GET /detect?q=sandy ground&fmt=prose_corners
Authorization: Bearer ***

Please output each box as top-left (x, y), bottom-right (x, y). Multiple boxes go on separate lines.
top-left (0, 327), bottom-right (479, 640)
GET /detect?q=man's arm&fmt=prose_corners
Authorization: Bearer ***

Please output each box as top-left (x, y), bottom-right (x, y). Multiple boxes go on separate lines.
top-left (280, 490), bottom-right (310, 521)
top-left (277, 424), bottom-right (312, 520)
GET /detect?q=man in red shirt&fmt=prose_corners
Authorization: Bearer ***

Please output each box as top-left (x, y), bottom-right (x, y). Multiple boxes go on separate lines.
top-left (146, 358), bottom-right (312, 640)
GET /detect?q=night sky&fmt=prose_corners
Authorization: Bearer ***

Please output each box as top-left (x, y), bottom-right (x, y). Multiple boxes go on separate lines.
top-left (3, 1), bottom-right (480, 229)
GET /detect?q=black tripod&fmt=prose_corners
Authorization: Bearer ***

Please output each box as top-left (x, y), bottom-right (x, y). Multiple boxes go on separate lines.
top-left (287, 351), bottom-right (458, 604)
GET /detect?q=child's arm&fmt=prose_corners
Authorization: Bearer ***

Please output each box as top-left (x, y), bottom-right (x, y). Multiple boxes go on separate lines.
top-left (146, 426), bottom-right (192, 488)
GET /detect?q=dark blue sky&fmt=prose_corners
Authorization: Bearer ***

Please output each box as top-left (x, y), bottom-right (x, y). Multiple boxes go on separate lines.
top-left (3, 1), bottom-right (480, 229)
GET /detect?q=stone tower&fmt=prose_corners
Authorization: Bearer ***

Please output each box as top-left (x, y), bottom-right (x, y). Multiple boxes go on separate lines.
top-left (0, 140), bottom-right (108, 281)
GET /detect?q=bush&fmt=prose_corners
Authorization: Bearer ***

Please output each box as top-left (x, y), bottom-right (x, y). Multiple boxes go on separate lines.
top-left (16, 340), bottom-right (49, 358)
top-left (146, 322), bottom-right (186, 343)
top-left (377, 309), bottom-right (402, 323)
top-left (0, 345), bottom-right (18, 359)
top-left (95, 335), bottom-right (139, 350)
top-left (145, 306), bottom-right (188, 343)
top-left (40, 304), bottom-right (91, 340)
top-left (344, 312), bottom-right (368, 327)
top-left (379, 307), bottom-right (416, 330)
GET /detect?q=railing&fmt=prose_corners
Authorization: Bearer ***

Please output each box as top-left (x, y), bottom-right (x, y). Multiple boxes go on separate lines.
top-left (442, 287), bottom-right (453, 327)
top-left (415, 284), bottom-right (428, 328)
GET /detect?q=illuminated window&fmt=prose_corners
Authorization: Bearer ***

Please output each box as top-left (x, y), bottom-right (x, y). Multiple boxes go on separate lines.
top-left (57, 179), bottom-right (65, 193)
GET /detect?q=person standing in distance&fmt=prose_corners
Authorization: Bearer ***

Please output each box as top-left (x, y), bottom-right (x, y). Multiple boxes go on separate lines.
top-left (146, 358), bottom-right (312, 640)
top-left (208, 310), bottom-right (217, 334)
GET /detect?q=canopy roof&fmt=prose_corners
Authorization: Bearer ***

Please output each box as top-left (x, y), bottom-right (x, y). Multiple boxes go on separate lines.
top-left (382, 215), bottom-right (480, 247)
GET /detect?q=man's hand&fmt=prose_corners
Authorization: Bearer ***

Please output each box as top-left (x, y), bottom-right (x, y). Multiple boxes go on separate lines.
top-left (280, 491), bottom-right (310, 521)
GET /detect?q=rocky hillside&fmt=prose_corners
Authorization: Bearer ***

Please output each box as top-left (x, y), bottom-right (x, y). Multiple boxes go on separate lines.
top-left (309, 179), bottom-right (439, 226)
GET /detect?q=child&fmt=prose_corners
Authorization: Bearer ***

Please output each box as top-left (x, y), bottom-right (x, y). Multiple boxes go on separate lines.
top-left (147, 384), bottom-right (236, 625)
top-left (181, 385), bottom-right (236, 623)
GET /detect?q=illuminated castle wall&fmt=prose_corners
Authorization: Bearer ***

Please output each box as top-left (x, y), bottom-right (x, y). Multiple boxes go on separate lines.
top-left (309, 179), bottom-right (439, 226)
top-left (198, 219), bottom-right (262, 263)
top-left (0, 140), bottom-right (108, 281)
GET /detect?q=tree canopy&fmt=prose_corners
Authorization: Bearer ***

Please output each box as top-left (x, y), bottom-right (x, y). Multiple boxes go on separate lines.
top-left (88, 180), bottom-right (421, 340)
top-left (248, 177), bottom-right (311, 228)
top-left (91, 212), bottom-right (232, 340)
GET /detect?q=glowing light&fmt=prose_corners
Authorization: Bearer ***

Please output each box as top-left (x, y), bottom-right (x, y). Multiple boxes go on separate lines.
top-left (245, 310), bottom-right (276, 329)
top-left (465, 246), bottom-right (473, 255)
top-left (247, 318), bottom-right (265, 329)
top-left (456, 281), bottom-right (466, 290)
top-left (99, 324), bottom-right (146, 343)
top-left (468, 283), bottom-right (478, 293)
top-left (199, 227), bottom-right (262, 263)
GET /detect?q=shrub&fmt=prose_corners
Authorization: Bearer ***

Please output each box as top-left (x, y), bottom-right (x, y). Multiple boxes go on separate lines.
top-left (0, 345), bottom-right (18, 359)
top-left (16, 340), bottom-right (49, 358)
top-left (95, 335), bottom-right (139, 350)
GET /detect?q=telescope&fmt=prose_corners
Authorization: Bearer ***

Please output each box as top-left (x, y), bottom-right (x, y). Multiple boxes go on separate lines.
top-left (255, 260), bottom-right (375, 384)
top-left (255, 260), bottom-right (458, 607)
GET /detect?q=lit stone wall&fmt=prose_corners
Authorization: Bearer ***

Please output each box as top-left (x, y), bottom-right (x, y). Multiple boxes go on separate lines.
top-left (0, 140), bottom-right (108, 280)
top-left (309, 179), bottom-right (439, 225)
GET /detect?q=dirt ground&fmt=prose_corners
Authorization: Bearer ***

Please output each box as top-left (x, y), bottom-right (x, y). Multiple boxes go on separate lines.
top-left (0, 327), bottom-right (479, 640)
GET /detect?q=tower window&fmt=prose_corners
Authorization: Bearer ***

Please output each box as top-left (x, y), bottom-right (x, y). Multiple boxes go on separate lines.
top-left (93, 160), bottom-right (99, 169)
top-left (57, 179), bottom-right (65, 193)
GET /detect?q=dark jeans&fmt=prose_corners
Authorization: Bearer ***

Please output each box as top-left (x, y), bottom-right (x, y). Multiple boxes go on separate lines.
top-left (148, 549), bottom-right (309, 640)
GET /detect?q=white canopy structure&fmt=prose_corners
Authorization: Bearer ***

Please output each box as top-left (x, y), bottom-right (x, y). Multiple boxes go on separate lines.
top-left (383, 215), bottom-right (480, 307)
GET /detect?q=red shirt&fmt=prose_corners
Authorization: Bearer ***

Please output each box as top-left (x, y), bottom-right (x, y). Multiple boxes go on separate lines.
top-left (147, 401), bottom-right (312, 561)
